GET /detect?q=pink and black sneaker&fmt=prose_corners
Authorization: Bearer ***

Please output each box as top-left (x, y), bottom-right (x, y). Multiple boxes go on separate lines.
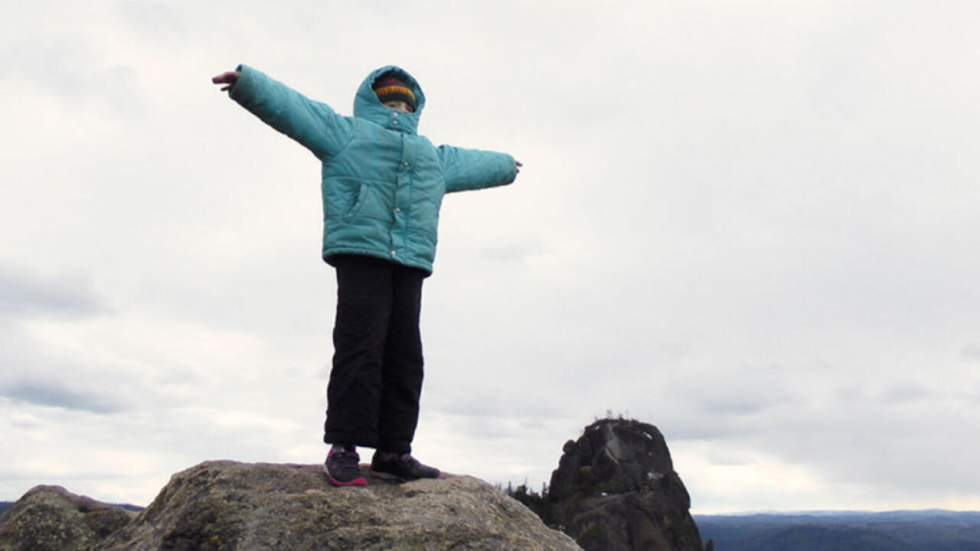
top-left (323, 447), bottom-right (367, 487)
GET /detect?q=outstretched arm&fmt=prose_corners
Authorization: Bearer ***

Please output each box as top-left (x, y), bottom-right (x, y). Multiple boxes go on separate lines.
top-left (437, 145), bottom-right (521, 193)
top-left (212, 65), bottom-right (353, 159)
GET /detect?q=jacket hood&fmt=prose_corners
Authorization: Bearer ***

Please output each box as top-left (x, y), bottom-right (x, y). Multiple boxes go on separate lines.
top-left (353, 65), bottom-right (426, 135)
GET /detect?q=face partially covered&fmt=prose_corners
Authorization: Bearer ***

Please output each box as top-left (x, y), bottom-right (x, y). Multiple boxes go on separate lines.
top-left (355, 65), bottom-right (426, 132)
top-left (382, 100), bottom-right (414, 113)
top-left (374, 71), bottom-right (418, 114)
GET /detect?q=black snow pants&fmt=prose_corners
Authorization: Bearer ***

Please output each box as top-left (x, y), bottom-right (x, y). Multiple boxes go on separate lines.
top-left (323, 254), bottom-right (426, 454)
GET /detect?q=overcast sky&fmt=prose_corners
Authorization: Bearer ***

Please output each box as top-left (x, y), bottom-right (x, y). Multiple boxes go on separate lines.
top-left (2, 0), bottom-right (979, 514)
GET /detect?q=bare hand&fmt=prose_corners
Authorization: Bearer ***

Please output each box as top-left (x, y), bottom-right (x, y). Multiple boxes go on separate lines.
top-left (211, 71), bottom-right (240, 92)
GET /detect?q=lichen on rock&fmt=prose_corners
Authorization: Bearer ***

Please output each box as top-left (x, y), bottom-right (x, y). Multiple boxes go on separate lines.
top-left (0, 485), bottom-right (133, 551)
top-left (1, 461), bottom-right (581, 551)
top-left (100, 461), bottom-right (581, 550)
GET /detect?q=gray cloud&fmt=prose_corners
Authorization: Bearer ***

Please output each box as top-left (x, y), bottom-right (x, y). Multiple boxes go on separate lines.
top-left (877, 382), bottom-right (933, 404)
top-left (699, 397), bottom-right (773, 417)
top-left (113, 2), bottom-right (188, 39)
top-left (477, 237), bottom-right (547, 264)
top-left (0, 381), bottom-right (127, 414)
top-left (962, 343), bottom-right (980, 363)
top-left (777, 400), bottom-right (980, 497)
top-left (0, 264), bottom-right (105, 319)
top-left (672, 363), bottom-right (800, 419)
top-left (0, 33), bottom-right (141, 116)
top-left (431, 385), bottom-right (572, 422)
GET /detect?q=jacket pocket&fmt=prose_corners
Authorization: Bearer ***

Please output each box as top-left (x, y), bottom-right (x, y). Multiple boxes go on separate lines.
top-left (345, 184), bottom-right (369, 219)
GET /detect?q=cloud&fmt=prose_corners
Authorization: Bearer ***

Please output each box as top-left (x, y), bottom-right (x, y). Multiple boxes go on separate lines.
top-left (0, 33), bottom-right (142, 116)
top-left (671, 363), bottom-right (801, 419)
top-left (0, 264), bottom-right (105, 320)
top-left (477, 237), bottom-right (547, 264)
top-left (430, 384), bottom-right (572, 422)
top-left (0, 380), bottom-right (127, 414)
top-left (962, 343), bottom-right (980, 363)
top-left (877, 382), bottom-right (933, 404)
top-left (113, 2), bottom-right (188, 39)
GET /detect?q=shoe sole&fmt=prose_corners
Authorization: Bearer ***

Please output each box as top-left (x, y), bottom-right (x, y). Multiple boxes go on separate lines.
top-left (370, 468), bottom-right (409, 482)
top-left (370, 467), bottom-right (440, 482)
top-left (323, 463), bottom-right (368, 487)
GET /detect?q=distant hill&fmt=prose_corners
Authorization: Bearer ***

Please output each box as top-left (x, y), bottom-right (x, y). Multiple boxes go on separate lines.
top-left (695, 511), bottom-right (980, 551)
top-left (113, 503), bottom-right (144, 513)
top-left (0, 499), bottom-right (139, 518)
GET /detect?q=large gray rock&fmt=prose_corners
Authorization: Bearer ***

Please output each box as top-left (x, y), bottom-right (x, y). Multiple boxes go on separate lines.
top-left (100, 460), bottom-right (580, 550)
top-left (548, 419), bottom-right (704, 551)
top-left (0, 485), bottom-right (134, 551)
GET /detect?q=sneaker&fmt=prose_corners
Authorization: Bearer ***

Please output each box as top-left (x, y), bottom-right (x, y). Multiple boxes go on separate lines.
top-left (370, 452), bottom-right (440, 481)
top-left (324, 448), bottom-right (367, 487)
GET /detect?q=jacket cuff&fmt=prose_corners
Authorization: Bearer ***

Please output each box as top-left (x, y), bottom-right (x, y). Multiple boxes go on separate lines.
top-left (228, 64), bottom-right (259, 106)
top-left (500, 153), bottom-right (518, 185)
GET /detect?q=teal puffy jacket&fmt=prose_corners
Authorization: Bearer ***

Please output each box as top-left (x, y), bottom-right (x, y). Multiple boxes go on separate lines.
top-left (229, 64), bottom-right (518, 274)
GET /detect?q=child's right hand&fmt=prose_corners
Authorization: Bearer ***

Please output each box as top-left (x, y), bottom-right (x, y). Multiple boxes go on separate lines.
top-left (211, 71), bottom-right (241, 92)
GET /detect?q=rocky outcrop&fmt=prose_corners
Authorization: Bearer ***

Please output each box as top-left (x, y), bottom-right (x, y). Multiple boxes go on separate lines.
top-left (1, 461), bottom-right (581, 551)
top-left (0, 485), bottom-right (134, 551)
top-left (548, 419), bottom-right (704, 551)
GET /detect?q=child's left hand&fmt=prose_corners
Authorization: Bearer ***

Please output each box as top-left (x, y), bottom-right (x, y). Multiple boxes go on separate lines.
top-left (211, 71), bottom-right (241, 92)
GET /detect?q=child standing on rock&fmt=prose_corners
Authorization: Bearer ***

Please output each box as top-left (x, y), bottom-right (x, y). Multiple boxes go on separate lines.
top-left (212, 64), bottom-right (521, 486)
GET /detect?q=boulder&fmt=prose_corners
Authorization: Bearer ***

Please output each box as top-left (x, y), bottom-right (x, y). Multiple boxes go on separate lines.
top-left (101, 460), bottom-right (580, 550)
top-left (548, 419), bottom-right (704, 551)
top-left (0, 485), bottom-right (134, 551)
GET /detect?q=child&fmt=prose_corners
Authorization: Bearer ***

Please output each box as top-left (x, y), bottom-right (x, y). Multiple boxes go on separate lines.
top-left (212, 64), bottom-right (521, 486)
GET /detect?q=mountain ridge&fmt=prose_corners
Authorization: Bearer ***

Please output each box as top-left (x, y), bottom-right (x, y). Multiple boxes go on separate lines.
top-left (695, 510), bottom-right (980, 551)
